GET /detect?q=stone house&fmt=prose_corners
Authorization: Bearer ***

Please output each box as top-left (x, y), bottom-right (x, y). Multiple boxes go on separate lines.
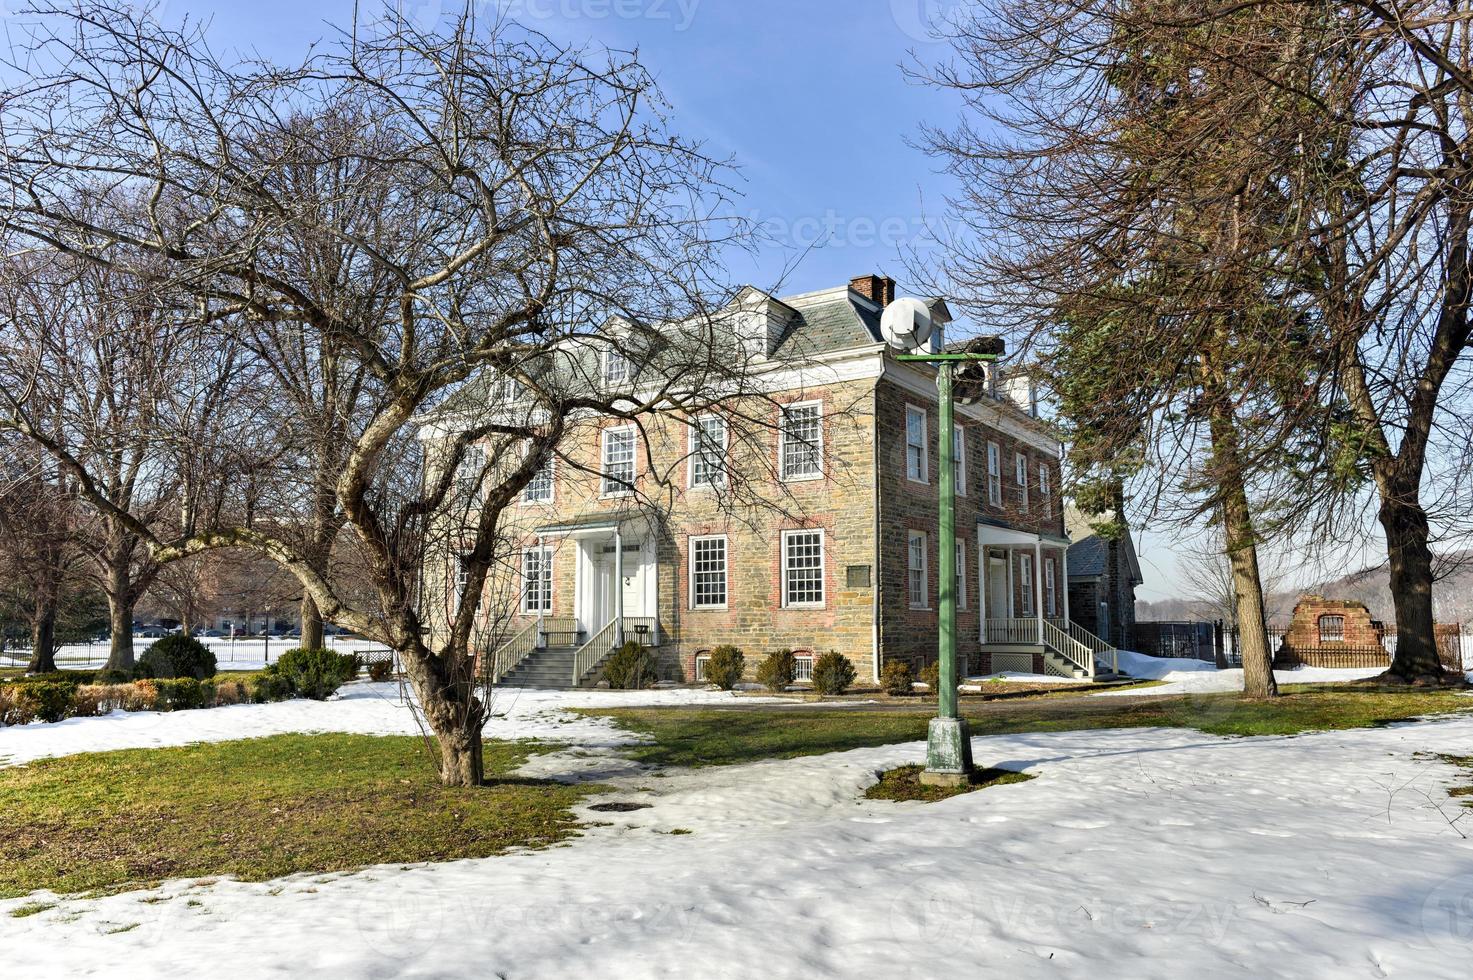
top-left (439, 275), bottom-right (1118, 688)
top-left (1064, 505), bottom-right (1142, 652)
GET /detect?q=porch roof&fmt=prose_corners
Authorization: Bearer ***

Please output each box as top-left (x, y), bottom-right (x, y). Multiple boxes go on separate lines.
top-left (976, 519), bottom-right (1070, 549)
top-left (535, 512), bottom-right (649, 538)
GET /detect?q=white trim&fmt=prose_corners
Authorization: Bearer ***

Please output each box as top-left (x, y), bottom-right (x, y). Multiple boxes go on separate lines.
top-left (520, 546), bottom-right (553, 613)
top-left (1015, 452), bottom-right (1030, 511)
top-left (954, 424), bottom-right (967, 496)
top-left (778, 399), bottom-right (825, 482)
top-left (1044, 556), bottom-right (1057, 617)
top-left (905, 404), bottom-right (929, 485)
top-left (1019, 552), bottom-right (1035, 617)
top-left (687, 414), bottom-right (729, 490)
top-left (600, 424), bottom-right (637, 498)
top-left (781, 528), bottom-right (826, 608)
top-left (688, 534), bottom-right (729, 610)
top-left (956, 539), bottom-right (968, 610)
top-left (519, 447), bottom-right (555, 505)
top-left (907, 529), bottom-right (929, 610)
top-left (1039, 461), bottom-right (1052, 499)
top-left (987, 441), bottom-right (1002, 507)
top-left (602, 347), bottom-right (631, 385)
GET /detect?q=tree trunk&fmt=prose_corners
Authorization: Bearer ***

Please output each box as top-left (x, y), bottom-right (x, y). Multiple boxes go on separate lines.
top-left (27, 605), bottom-right (57, 674)
top-left (407, 647), bottom-right (487, 787)
top-left (105, 561), bottom-right (136, 672)
top-left (1379, 492), bottom-right (1446, 682)
top-left (300, 594), bottom-right (325, 651)
top-left (1207, 398), bottom-right (1278, 699)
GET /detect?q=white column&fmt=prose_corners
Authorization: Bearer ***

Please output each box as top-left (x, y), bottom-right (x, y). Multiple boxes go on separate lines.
top-left (536, 534), bottom-right (546, 648)
top-left (614, 526), bottom-right (625, 645)
top-left (1034, 539), bottom-right (1045, 644)
top-left (1061, 546), bottom-right (1071, 624)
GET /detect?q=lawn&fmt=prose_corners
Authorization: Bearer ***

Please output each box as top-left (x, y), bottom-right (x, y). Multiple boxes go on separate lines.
top-left (584, 685), bottom-right (1473, 768)
top-left (0, 734), bottom-right (594, 900)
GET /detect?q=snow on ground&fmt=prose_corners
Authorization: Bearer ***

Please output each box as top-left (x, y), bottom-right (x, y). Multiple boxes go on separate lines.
top-left (1103, 649), bottom-right (1390, 696)
top-left (962, 671), bottom-right (1083, 687)
top-left (0, 682), bottom-right (780, 769)
top-left (4, 700), bottom-right (1473, 977)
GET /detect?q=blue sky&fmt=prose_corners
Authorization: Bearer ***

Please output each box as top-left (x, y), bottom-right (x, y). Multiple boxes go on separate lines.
top-left (82, 0), bottom-right (1222, 599)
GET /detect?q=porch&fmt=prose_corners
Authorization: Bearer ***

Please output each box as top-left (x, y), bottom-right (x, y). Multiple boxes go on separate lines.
top-left (489, 513), bottom-right (664, 689)
top-left (977, 523), bottom-right (1119, 680)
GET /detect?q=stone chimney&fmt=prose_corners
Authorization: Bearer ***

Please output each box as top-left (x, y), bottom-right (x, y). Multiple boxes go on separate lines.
top-left (849, 274), bottom-right (896, 308)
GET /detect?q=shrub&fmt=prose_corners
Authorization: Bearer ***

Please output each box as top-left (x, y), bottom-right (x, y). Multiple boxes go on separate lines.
top-left (250, 669), bottom-right (293, 704)
top-left (705, 646), bottom-right (745, 690)
top-left (603, 641), bottom-right (655, 690)
top-left (368, 658), bottom-right (395, 682)
top-left (21, 681), bottom-right (75, 722)
top-left (880, 660), bottom-right (915, 697)
top-left (81, 683), bottom-right (154, 714)
top-left (810, 652), bottom-right (856, 696)
top-left (273, 648), bottom-right (356, 700)
top-left (70, 686), bottom-right (105, 718)
top-left (213, 680), bottom-right (250, 706)
top-left (0, 685), bottom-right (37, 726)
top-left (919, 661), bottom-right (939, 693)
top-left (136, 635), bottom-right (217, 680)
top-left (94, 668), bottom-right (133, 685)
top-left (19, 671), bottom-right (92, 686)
top-left (755, 650), bottom-right (796, 692)
top-left (153, 678), bottom-right (213, 711)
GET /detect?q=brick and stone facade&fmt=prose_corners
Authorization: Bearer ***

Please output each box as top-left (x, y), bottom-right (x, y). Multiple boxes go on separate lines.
top-left (439, 275), bottom-right (1077, 685)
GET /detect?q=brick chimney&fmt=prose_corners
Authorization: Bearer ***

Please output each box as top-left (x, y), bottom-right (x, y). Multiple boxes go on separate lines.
top-left (850, 274), bottom-right (896, 308)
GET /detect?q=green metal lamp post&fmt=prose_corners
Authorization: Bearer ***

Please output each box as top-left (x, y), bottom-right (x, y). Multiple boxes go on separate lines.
top-left (897, 341), bottom-right (1002, 787)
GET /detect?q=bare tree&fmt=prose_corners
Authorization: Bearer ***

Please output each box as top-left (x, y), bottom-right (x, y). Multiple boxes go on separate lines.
top-left (0, 3), bottom-right (762, 785)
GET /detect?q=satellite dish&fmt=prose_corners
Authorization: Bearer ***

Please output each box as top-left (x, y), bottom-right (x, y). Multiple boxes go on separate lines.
top-left (880, 297), bottom-right (934, 351)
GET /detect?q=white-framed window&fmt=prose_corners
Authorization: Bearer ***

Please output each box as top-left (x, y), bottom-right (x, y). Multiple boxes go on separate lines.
top-left (1019, 553), bottom-right (1035, 616)
top-left (1044, 557), bottom-right (1057, 617)
top-left (905, 405), bottom-right (929, 483)
top-left (956, 540), bottom-right (967, 610)
top-left (689, 535), bottom-right (728, 609)
top-left (456, 444), bottom-right (486, 502)
top-left (987, 441), bottom-right (1002, 506)
top-left (908, 530), bottom-right (929, 609)
top-left (954, 425), bottom-right (967, 495)
top-left (522, 450), bottom-right (554, 504)
top-left (689, 415), bottom-right (728, 489)
top-left (454, 565), bottom-right (470, 614)
top-left (1015, 453), bottom-right (1030, 511)
top-left (1039, 462), bottom-right (1052, 500)
top-left (601, 426), bottom-right (636, 496)
top-left (779, 402), bottom-right (823, 481)
top-left (781, 529), bottom-right (825, 607)
top-left (494, 372), bottom-right (523, 404)
top-left (521, 547), bottom-right (552, 613)
top-left (603, 348), bottom-right (631, 386)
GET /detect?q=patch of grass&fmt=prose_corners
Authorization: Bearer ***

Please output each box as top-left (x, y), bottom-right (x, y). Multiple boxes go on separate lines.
top-left (865, 764), bottom-right (1034, 802)
top-left (1440, 755), bottom-right (1473, 800)
top-left (583, 686), bottom-right (1472, 768)
top-left (0, 734), bottom-right (595, 899)
top-left (9, 901), bottom-right (56, 918)
top-left (102, 922), bottom-right (140, 935)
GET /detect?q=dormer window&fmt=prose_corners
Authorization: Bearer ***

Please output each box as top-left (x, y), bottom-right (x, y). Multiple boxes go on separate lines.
top-left (495, 373), bottom-right (522, 403)
top-left (603, 348), bottom-right (631, 386)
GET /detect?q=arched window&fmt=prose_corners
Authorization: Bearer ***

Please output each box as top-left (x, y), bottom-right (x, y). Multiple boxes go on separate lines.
top-left (1318, 615), bottom-right (1345, 643)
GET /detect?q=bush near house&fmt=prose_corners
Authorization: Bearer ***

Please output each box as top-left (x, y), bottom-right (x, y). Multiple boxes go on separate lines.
top-left (919, 661), bottom-right (940, 694)
top-left (272, 648), bottom-right (358, 701)
top-left (756, 650), bottom-right (796, 692)
top-left (0, 662), bottom-right (355, 727)
top-left (705, 646), bottom-right (745, 691)
top-left (811, 651), bottom-right (857, 696)
top-left (604, 641), bottom-right (655, 690)
top-left (880, 660), bottom-right (915, 697)
top-left (135, 634), bottom-right (217, 680)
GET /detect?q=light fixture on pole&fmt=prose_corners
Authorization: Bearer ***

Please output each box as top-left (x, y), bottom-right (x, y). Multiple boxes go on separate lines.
top-left (894, 332), bottom-right (1005, 787)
